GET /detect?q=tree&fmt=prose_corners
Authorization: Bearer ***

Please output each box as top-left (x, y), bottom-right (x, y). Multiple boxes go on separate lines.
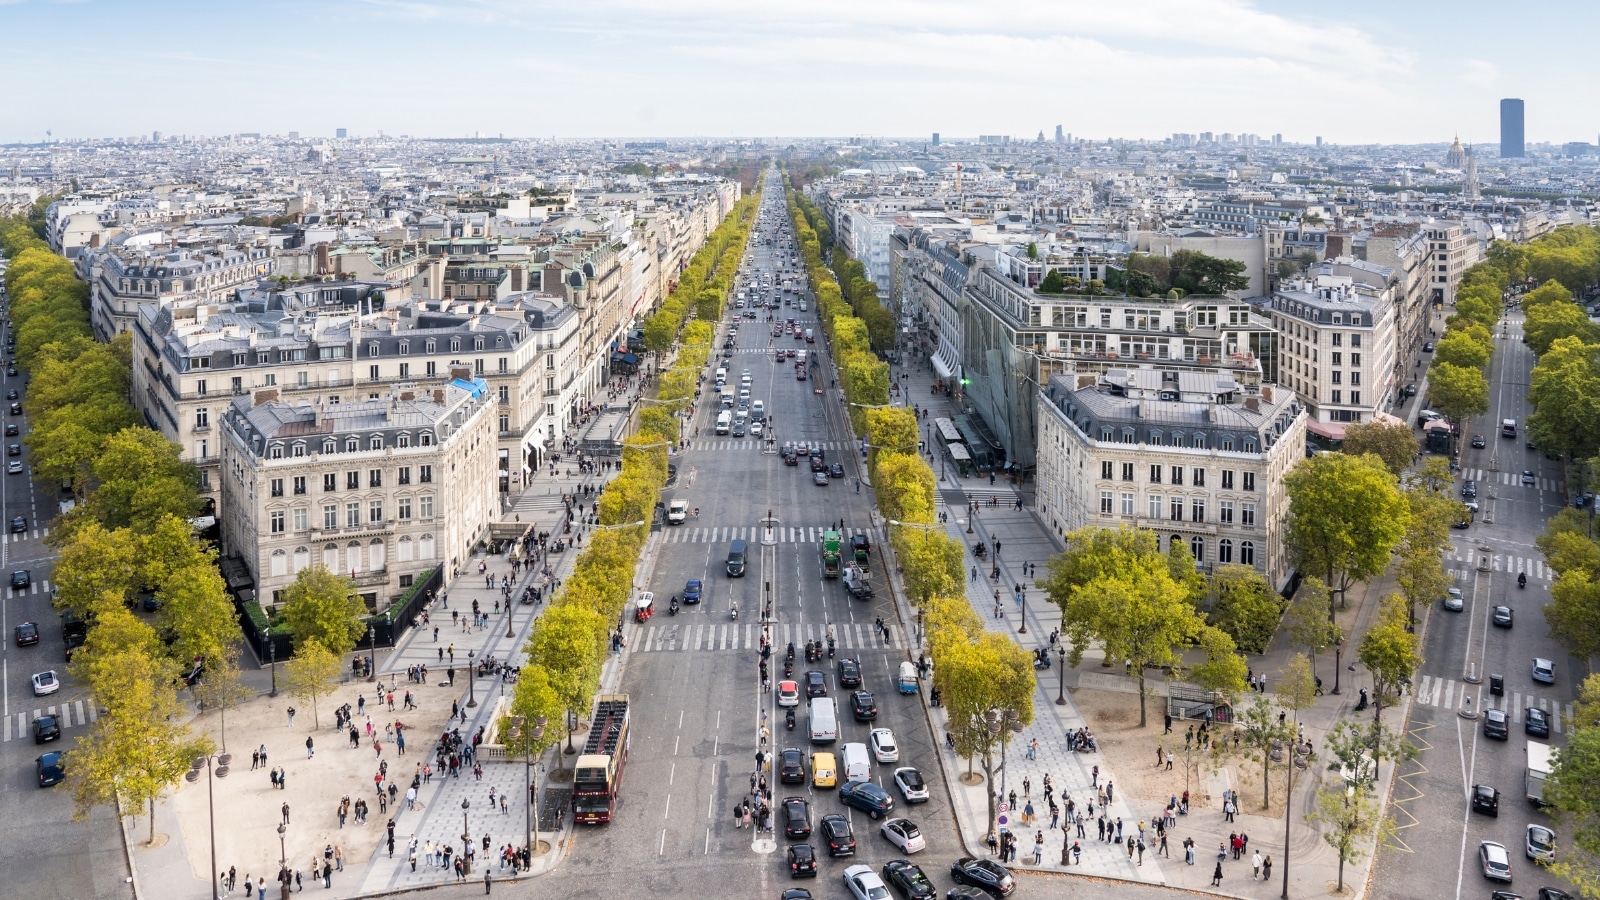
top-left (1284, 452), bottom-right (1410, 608)
top-left (280, 566), bottom-right (367, 658)
top-left (189, 649), bottom-right (256, 754)
top-left (1208, 565), bottom-right (1282, 654)
top-left (50, 521), bottom-right (140, 618)
top-left (1309, 727), bottom-right (1385, 892)
top-left (1547, 721), bottom-right (1600, 897)
top-left (1357, 595), bottom-right (1423, 727)
top-left (1526, 299), bottom-right (1600, 356)
top-left (1528, 337), bottom-right (1600, 461)
top-left (1227, 694), bottom-right (1296, 809)
top-left (1276, 654), bottom-right (1319, 725)
top-left (1282, 578), bottom-right (1342, 684)
top-left (1573, 673), bottom-right (1600, 730)
top-left (1168, 249), bottom-right (1250, 294)
top-left (1431, 329), bottom-right (1491, 372)
top-left (1037, 269), bottom-right (1066, 294)
top-left (893, 528), bottom-right (964, 606)
top-left (525, 604), bottom-right (607, 758)
top-left (1184, 625), bottom-right (1250, 699)
top-left (1545, 569), bottom-right (1600, 662)
top-left (1026, 242), bottom-right (1037, 260)
top-left (933, 632), bottom-right (1035, 832)
top-left (1339, 421), bottom-right (1419, 478)
top-left (505, 665), bottom-right (566, 848)
top-left (283, 638), bottom-right (342, 729)
top-left (1427, 362), bottom-right (1489, 423)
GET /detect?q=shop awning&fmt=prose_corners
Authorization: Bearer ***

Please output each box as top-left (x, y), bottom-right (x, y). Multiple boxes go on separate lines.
top-left (1306, 418), bottom-right (1347, 441)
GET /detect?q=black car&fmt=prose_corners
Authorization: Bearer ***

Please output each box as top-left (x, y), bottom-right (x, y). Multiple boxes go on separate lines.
top-left (829, 463), bottom-right (845, 479)
top-left (1482, 708), bottom-right (1509, 740)
top-left (1423, 341), bottom-right (1435, 352)
top-left (10, 515), bottom-right (26, 533)
top-left (783, 796), bottom-right (813, 838)
top-left (779, 748), bottom-right (806, 784)
top-left (881, 860), bottom-right (936, 900)
top-left (63, 630), bottom-right (85, 662)
top-left (851, 690), bottom-right (878, 721)
top-left (787, 844), bottom-right (818, 878)
top-left (36, 751), bottom-right (64, 787)
top-left (10, 569), bottom-right (30, 589)
top-left (32, 714), bottom-right (59, 743)
top-left (4, 390), bottom-right (15, 400)
top-left (784, 450), bottom-right (799, 466)
top-left (820, 814), bottom-right (855, 856)
top-left (950, 858), bottom-right (1015, 895)
top-left (839, 781), bottom-right (895, 819)
top-left (1526, 706), bottom-right (1550, 738)
top-left (15, 620), bottom-right (38, 645)
top-left (810, 456), bottom-right (826, 472)
top-left (947, 888), bottom-right (992, 900)
top-left (782, 890), bottom-right (815, 900)
top-left (3, 424), bottom-right (15, 436)
top-left (1472, 434), bottom-right (1486, 448)
top-left (1471, 783), bottom-right (1500, 817)
top-left (6, 443), bottom-right (18, 456)
top-left (8, 402), bottom-right (19, 415)
top-left (838, 657), bottom-right (862, 687)
top-left (1492, 606), bottom-right (1514, 628)
top-left (805, 670), bottom-right (828, 698)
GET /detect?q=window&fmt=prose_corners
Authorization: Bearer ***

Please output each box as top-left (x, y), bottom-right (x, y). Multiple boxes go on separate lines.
top-left (1350, 334), bottom-right (1361, 347)
top-left (1121, 430), bottom-right (1134, 444)
top-left (398, 466), bottom-right (411, 485)
top-left (1190, 536), bottom-right (1205, 562)
top-left (1170, 497), bottom-right (1184, 521)
top-left (1121, 493), bottom-right (1134, 515)
top-left (1243, 439), bottom-right (1257, 453)
top-left (1150, 465), bottom-right (1163, 484)
top-left (419, 465), bottom-right (433, 483)
top-left (426, 361), bottom-right (437, 377)
top-left (1193, 434), bottom-right (1206, 449)
top-left (370, 436), bottom-right (382, 451)
top-left (420, 432), bottom-right (434, 447)
top-left (1331, 352), bottom-right (1342, 366)
top-left (1221, 437), bottom-right (1234, 452)
top-left (268, 444), bottom-right (283, 460)
top-left (419, 495), bottom-right (434, 518)
top-left (369, 501), bottom-right (383, 524)
top-left (1218, 539), bottom-right (1233, 564)
top-left (1242, 503), bottom-right (1257, 527)
top-left (346, 471), bottom-right (360, 490)
top-left (195, 408), bottom-right (209, 429)
top-left (1243, 472), bottom-right (1256, 492)
top-left (345, 438), bottom-right (358, 452)
top-left (498, 385), bottom-right (510, 404)
top-left (1239, 541), bottom-right (1255, 565)
top-left (270, 478), bottom-right (284, 497)
top-left (292, 443), bottom-right (306, 458)
top-left (323, 473), bottom-right (337, 492)
top-left (1101, 461), bottom-right (1114, 480)
top-left (1100, 491), bottom-right (1113, 514)
top-left (398, 497), bottom-right (412, 520)
top-left (369, 365), bottom-right (380, 380)
top-left (323, 439), bottom-right (336, 455)
top-left (1351, 391), bottom-right (1360, 405)
top-left (293, 508), bottom-right (308, 532)
top-left (1192, 468), bottom-right (1205, 488)
top-left (323, 504), bottom-right (338, 530)
top-left (198, 440), bottom-right (209, 461)
top-left (1331, 372), bottom-right (1341, 385)
top-left (1149, 495), bottom-right (1163, 519)
top-left (1191, 499), bottom-right (1206, 523)
top-left (1100, 428), bottom-right (1113, 442)
top-left (1220, 501), bottom-right (1234, 524)
top-left (1332, 333), bottom-right (1342, 347)
top-left (1170, 466), bottom-right (1184, 486)
top-left (270, 510), bottom-right (286, 534)
top-left (498, 358), bottom-right (508, 374)
top-left (1351, 353), bottom-right (1360, 367)
top-left (293, 476), bottom-right (306, 495)
top-left (346, 502), bottom-right (361, 528)
top-left (369, 469), bottom-right (383, 488)
top-left (1221, 470), bottom-right (1234, 490)
top-left (499, 415), bottom-right (510, 433)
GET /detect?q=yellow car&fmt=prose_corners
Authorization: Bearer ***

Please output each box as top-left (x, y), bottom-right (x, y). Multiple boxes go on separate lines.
top-left (811, 751), bottom-right (837, 788)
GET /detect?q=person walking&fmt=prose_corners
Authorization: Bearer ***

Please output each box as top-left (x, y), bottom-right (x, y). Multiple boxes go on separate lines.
top-left (1211, 860), bottom-right (1224, 886)
top-left (305, 736), bottom-right (314, 759)
top-left (1252, 850), bottom-right (1262, 879)
top-left (281, 802), bottom-right (290, 825)
top-left (287, 707), bottom-right (296, 727)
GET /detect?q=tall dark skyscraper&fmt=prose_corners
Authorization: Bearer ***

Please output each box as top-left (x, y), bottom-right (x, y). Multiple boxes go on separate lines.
top-left (1500, 98), bottom-right (1525, 158)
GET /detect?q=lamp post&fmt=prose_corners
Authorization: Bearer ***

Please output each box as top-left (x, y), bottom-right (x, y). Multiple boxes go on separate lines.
top-left (467, 650), bottom-right (478, 708)
top-left (1055, 645), bottom-right (1067, 705)
top-left (461, 799), bottom-right (472, 875)
top-left (367, 625), bottom-right (377, 682)
top-left (520, 715), bottom-right (548, 864)
top-left (985, 708), bottom-right (1023, 838)
top-left (276, 822), bottom-right (288, 900)
top-left (187, 752), bottom-right (231, 900)
top-left (1332, 643), bottom-right (1343, 695)
top-left (1017, 585), bottom-right (1028, 635)
top-left (266, 632), bottom-right (278, 698)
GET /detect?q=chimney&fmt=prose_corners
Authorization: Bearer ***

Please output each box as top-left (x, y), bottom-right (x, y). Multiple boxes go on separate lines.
top-left (252, 388), bottom-right (279, 407)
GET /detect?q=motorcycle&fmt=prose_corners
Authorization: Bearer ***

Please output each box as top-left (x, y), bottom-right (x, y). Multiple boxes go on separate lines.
top-left (1518, 572), bottom-right (1527, 589)
top-left (669, 596), bottom-right (679, 616)
top-left (783, 660), bottom-right (793, 678)
top-left (827, 638), bottom-right (835, 659)
top-left (785, 708), bottom-right (795, 730)
top-left (786, 643), bottom-right (795, 662)
top-left (730, 602), bottom-right (738, 621)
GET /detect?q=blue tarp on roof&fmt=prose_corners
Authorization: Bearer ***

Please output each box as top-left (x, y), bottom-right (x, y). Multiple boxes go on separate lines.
top-left (451, 377), bottom-right (489, 399)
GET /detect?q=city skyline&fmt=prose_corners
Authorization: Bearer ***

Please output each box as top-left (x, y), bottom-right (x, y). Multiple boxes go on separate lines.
top-left (2, 0), bottom-right (1598, 146)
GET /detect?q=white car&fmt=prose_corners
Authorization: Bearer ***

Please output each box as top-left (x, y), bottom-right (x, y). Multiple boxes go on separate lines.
top-left (667, 500), bottom-right (688, 525)
top-left (869, 728), bottom-right (899, 763)
top-left (879, 817), bottom-right (926, 853)
top-left (893, 767), bottom-right (929, 803)
top-left (750, 421), bottom-right (764, 437)
top-left (6, 461), bottom-right (21, 475)
top-left (776, 680), bottom-right (800, 708)
top-left (31, 670), bottom-right (60, 696)
top-left (843, 864), bottom-right (890, 900)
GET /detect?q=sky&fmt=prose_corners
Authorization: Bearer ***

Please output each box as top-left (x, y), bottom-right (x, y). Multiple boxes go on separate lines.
top-left (2, 0), bottom-right (1597, 146)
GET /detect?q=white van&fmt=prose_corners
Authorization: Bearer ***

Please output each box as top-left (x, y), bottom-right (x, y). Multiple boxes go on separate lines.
top-left (840, 741), bottom-right (871, 784)
top-left (715, 367), bottom-right (727, 383)
top-left (715, 411), bottom-right (732, 435)
top-left (720, 389), bottom-right (734, 409)
top-left (809, 698), bottom-right (838, 745)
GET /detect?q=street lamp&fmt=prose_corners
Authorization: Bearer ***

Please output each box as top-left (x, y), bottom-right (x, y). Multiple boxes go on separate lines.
top-left (367, 625), bottom-right (377, 682)
top-left (518, 714), bottom-right (548, 865)
top-left (1017, 585), bottom-right (1028, 635)
top-left (1055, 645), bottom-right (1067, 705)
top-left (467, 650), bottom-right (478, 709)
top-left (276, 822), bottom-right (289, 900)
top-left (461, 798), bottom-right (472, 875)
top-left (984, 708), bottom-right (1023, 836)
top-left (266, 631), bottom-right (278, 698)
top-left (187, 752), bottom-right (231, 900)
top-left (1332, 641), bottom-right (1343, 696)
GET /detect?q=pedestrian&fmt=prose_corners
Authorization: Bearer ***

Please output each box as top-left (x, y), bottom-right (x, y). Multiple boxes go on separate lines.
top-left (282, 802), bottom-right (290, 825)
top-left (287, 707), bottom-right (296, 727)
top-left (484, 870), bottom-right (492, 894)
top-left (251, 748), bottom-right (260, 771)
top-left (1184, 837), bottom-right (1195, 865)
top-left (1137, 838), bottom-right (1145, 865)
top-left (1253, 850), bottom-right (1262, 879)
top-left (306, 736), bottom-right (314, 759)
top-left (1166, 751), bottom-right (1173, 771)
top-left (1033, 831), bottom-right (1044, 865)
top-left (1164, 712), bottom-right (1172, 734)
top-left (1091, 764), bottom-right (1099, 788)
top-left (1023, 800), bottom-right (1034, 825)
top-left (1212, 861), bottom-right (1224, 886)
top-left (1262, 855), bottom-right (1272, 880)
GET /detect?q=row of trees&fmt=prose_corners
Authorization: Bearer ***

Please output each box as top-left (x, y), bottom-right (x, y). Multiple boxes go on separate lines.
top-left (1107, 249), bottom-right (1252, 298)
top-left (506, 190), bottom-right (761, 764)
top-left (1520, 230), bottom-right (1600, 463)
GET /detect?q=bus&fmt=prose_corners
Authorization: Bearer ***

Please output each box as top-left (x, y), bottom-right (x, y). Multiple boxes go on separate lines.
top-left (573, 694), bottom-right (630, 824)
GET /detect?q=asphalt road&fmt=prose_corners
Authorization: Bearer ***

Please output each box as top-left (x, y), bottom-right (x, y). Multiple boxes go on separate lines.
top-left (1372, 308), bottom-right (1582, 900)
top-left (0, 293), bottom-right (132, 900)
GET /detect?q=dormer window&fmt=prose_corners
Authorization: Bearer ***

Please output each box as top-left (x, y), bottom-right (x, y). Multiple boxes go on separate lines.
top-left (323, 439), bottom-right (336, 454)
top-left (473, 337), bottom-right (484, 351)
top-left (368, 342), bottom-right (380, 357)
top-left (425, 340), bottom-right (437, 353)
top-left (450, 339), bottom-right (461, 352)
top-left (419, 432), bottom-right (434, 447)
top-left (398, 433), bottom-right (411, 448)
top-left (369, 436), bottom-right (383, 451)
top-left (292, 442), bottom-right (306, 457)
top-left (268, 443), bottom-right (284, 459)
top-left (399, 341), bottom-right (409, 355)
top-left (345, 438), bottom-right (359, 452)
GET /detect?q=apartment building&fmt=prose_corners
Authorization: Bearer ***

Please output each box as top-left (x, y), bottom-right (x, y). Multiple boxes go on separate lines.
top-left (1359, 225), bottom-right (1433, 372)
top-left (85, 243), bottom-right (276, 339)
top-left (1034, 369), bottom-right (1305, 589)
top-left (1267, 275), bottom-right (1398, 442)
top-left (217, 378), bottom-right (497, 611)
top-left (1423, 220), bottom-right (1480, 306)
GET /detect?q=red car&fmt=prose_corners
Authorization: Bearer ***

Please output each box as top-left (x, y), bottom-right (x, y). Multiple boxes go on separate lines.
top-left (796, 367), bottom-right (807, 381)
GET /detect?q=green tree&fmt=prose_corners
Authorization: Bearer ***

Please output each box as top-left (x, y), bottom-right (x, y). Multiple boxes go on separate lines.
top-left (280, 566), bottom-right (367, 658)
top-left (1547, 721), bottom-right (1600, 896)
top-left (1431, 329), bottom-right (1492, 372)
top-left (1307, 778), bottom-right (1380, 893)
top-left (525, 603), bottom-right (607, 758)
top-left (1573, 673), bottom-right (1600, 730)
top-left (1037, 269), bottom-right (1066, 294)
top-left (1545, 569), bottom-right (1600, 662)
top-left (933, 632), bottom-right (1035, 831)
top-left (50, 522), bottom-right (140, 618)
top-left (1277, 653), bottom-right (1319, 725)
top-left (1282, 577), bottom-right (1342, 683)
top-left (1168, 249), bottom-right (1250, 294)
top-left (1184, 625), bottom-right (1250, 699)
top-left (1285, 452), bottom-right (1410, 608)
top-left (1026, 242), bottom-right (1038, 260)
top-left (893, 528), bottom-right (964, 606)
top-left (1528, 337), bottom-right (1600, 460)
top-left (1357, 595), bottom-right (1423, 727)
top-left (1427, 361), bottom-right (1489, 423)
top-left (1227, 693), bottom-right (1296, 809)
top-left (1339, 421), bottom-right (1419, 478)
top-left (1208, 565), bottom-right (1282, 654)
top-left (1526, 299), bottom-right (1600, 356)
top-left (189, 649), bottom-right (256, 754)
top-left (283, 637), bottom-right (341, 729)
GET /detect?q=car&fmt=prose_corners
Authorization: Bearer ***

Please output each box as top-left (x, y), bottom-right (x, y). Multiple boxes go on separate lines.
top-left (1423, 341), bottom-right (1435, 352)
top-left (31, 670), bottom-right (59, 696)
top-left (6, 443), bottom-right (18, 456)
top-left (870, 728), bottom-right (899, 763)
top-left (36, 751), bottom-right (64, 787)
top-left (1404, 383), bottom-right (1417, 397)
top-left (7, 460), bottom-right (21, 474)
top-left (1522, 471), bottom-right (1537, 486)
top-left (892, 767), bottom-right (929, 803)
top-left (63, 630), bottom-right (85, 662)
top-left (838, 657), bottom-right (862, 687)
top-left (879, 818), bottom-right (926, 853)
top-left (794, 442), bottom-right (809, 456)
top-left (787, 844), bottom-right (819, 878)
top-left (820, 814), bottom-right (855, 856)
top-left (946, 888), bottom-right (992, 900)
top-left (32, 714), bottom-right (59, 743)
top-left (732, 422), bottom-right (746, 437)
top-left (784, 448), bottom-right (799, 465)
top-left (1537, 889), bottom-right (1576, 900)
top-left (782, 890), bottom-right (814, 900)
top-left (813, 471), bottom-right (829, 486)
top-left (950, 857), bottom-right (1015, 895)
top-left (829, 463), bottom-right (845, 478)
top-left (15, 620), bottom-right (39, 645)
top-left (1483, 708), bottom-right (1509, 740)
top-left (10, 515), bottom-right (26, 533)
top-left (805, 670), bottom-right (828, 698)
top-left (780, 748), bottom-right (807, 784)
top-left (683, 579), bottom-right (702, 604)
top-left (851, 690), bottom-right (878, 721)
top-left (811, 456), bottom-right (827, 472)
top-left (1532, 658), bottom-right (1556, 684)
top-left (796, 367), bottom-right (807, 381)
top-left (1443, 588), bottom-right (1464, 612)
top-left (4, 390), bottom-right (15, 400)
top-left (5, 367), bottom-right (15, 378)
top-left (1525, 707), bottom-right (1550, 738)
top-left (4, 423), bottom-right (14, 436)
top-left (751, 421), bottom-right (764, 437)
top-left (783, 796), bottom-right (813, 838)
top-left (880, 860), bottom-right (936, 900)
top-left (1472, 784), bottom-right (1501, 817)
top-left (667, 499), bottom-right (689, 525)
top-left (1479, 840), bottom-right (1513, 882)
top-left (839, 781), bottom-right (895, 819)
top-left (777, 680), bottom-right (800, 707)
top-left (1493, 605), bottom-right (1514, 628)
top-left (1472, 434), bottom-right (1487, 448)
top-left (1463, 481), bottom-right (1478, 499)
top-left (8, 402), bottom-right (19, 415)
top-left (1526, 823), bottom-right (1556, 864)
top-left (844, 864), bottom-right (891, 900)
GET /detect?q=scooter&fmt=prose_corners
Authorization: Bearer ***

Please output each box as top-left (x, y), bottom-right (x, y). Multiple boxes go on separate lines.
top-left (730, 603), bottom-right (738, 621)
top-left (785, 708), bottom-right (795, 730)
top-left (783, 660), bottom-right (793, 678)
top-left (1518, 572), bottom-right (1527, 589)
top-left (669, 596), bottom-right (679, 616)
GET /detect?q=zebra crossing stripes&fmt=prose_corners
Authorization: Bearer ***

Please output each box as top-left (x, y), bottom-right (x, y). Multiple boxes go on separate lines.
top-left (661, 526), bottom-right (870, 545)
top-left (7, 579), bottom-right (52, 597)
top-left (3, 700), bottom-right (98, 742)
top-left (1459, 468), bottom-right (1561, 492)
top-left (630, 622), bottom-right (882, 653)
top-left (684, 439), bottom-right (851, 452)
top-left (1412, 675), bottom-right (1574, 732)
top-left (1442, 547), bottom-right (1553, 581)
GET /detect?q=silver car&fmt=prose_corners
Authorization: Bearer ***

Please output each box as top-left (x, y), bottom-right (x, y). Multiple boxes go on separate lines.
top-left (1532, 658), bottom-right (1556, 684)
top-left (1479, 840), bottom-right (1512, 882)
top-left (1443, 588), bottom-right (1464, 612)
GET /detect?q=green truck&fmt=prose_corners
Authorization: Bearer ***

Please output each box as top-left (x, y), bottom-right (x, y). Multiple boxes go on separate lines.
top-left (821, 530), bottom-right (842, 578)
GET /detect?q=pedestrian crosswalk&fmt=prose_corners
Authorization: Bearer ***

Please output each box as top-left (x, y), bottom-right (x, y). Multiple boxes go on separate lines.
top-left (1459, 469), bottom-right (1561, 492)
top-left (6, 527), bottom-right (48, 543)
top-left (2, 700), bottom-right (98, 742)
top-left (661, 526), bottom-right (870, 545)
top-left (628, 621), bottom-right (887, 653)
top-left (7, 579), bottom-right (52, 597)
top-left (1443, 546), bottom-right (1552, 581)
top-left (682, 439), bottom-right (854, 452)
top-left (1412, 675), bottom-right (1574, 731)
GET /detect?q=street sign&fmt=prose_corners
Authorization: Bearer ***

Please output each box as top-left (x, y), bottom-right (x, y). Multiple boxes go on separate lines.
top-left (996, 815), bottom-right (1008, 828)
top-left (997, 802), bottom-right (1009, 815)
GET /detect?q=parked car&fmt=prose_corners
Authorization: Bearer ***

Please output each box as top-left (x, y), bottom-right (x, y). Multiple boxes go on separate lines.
top-left (950, 858), bottom-right (1015, 895)
top-left (1526, 823), bottom-right (1556, 864)
top-left (1479, 840), bottom-right (1513, 882)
